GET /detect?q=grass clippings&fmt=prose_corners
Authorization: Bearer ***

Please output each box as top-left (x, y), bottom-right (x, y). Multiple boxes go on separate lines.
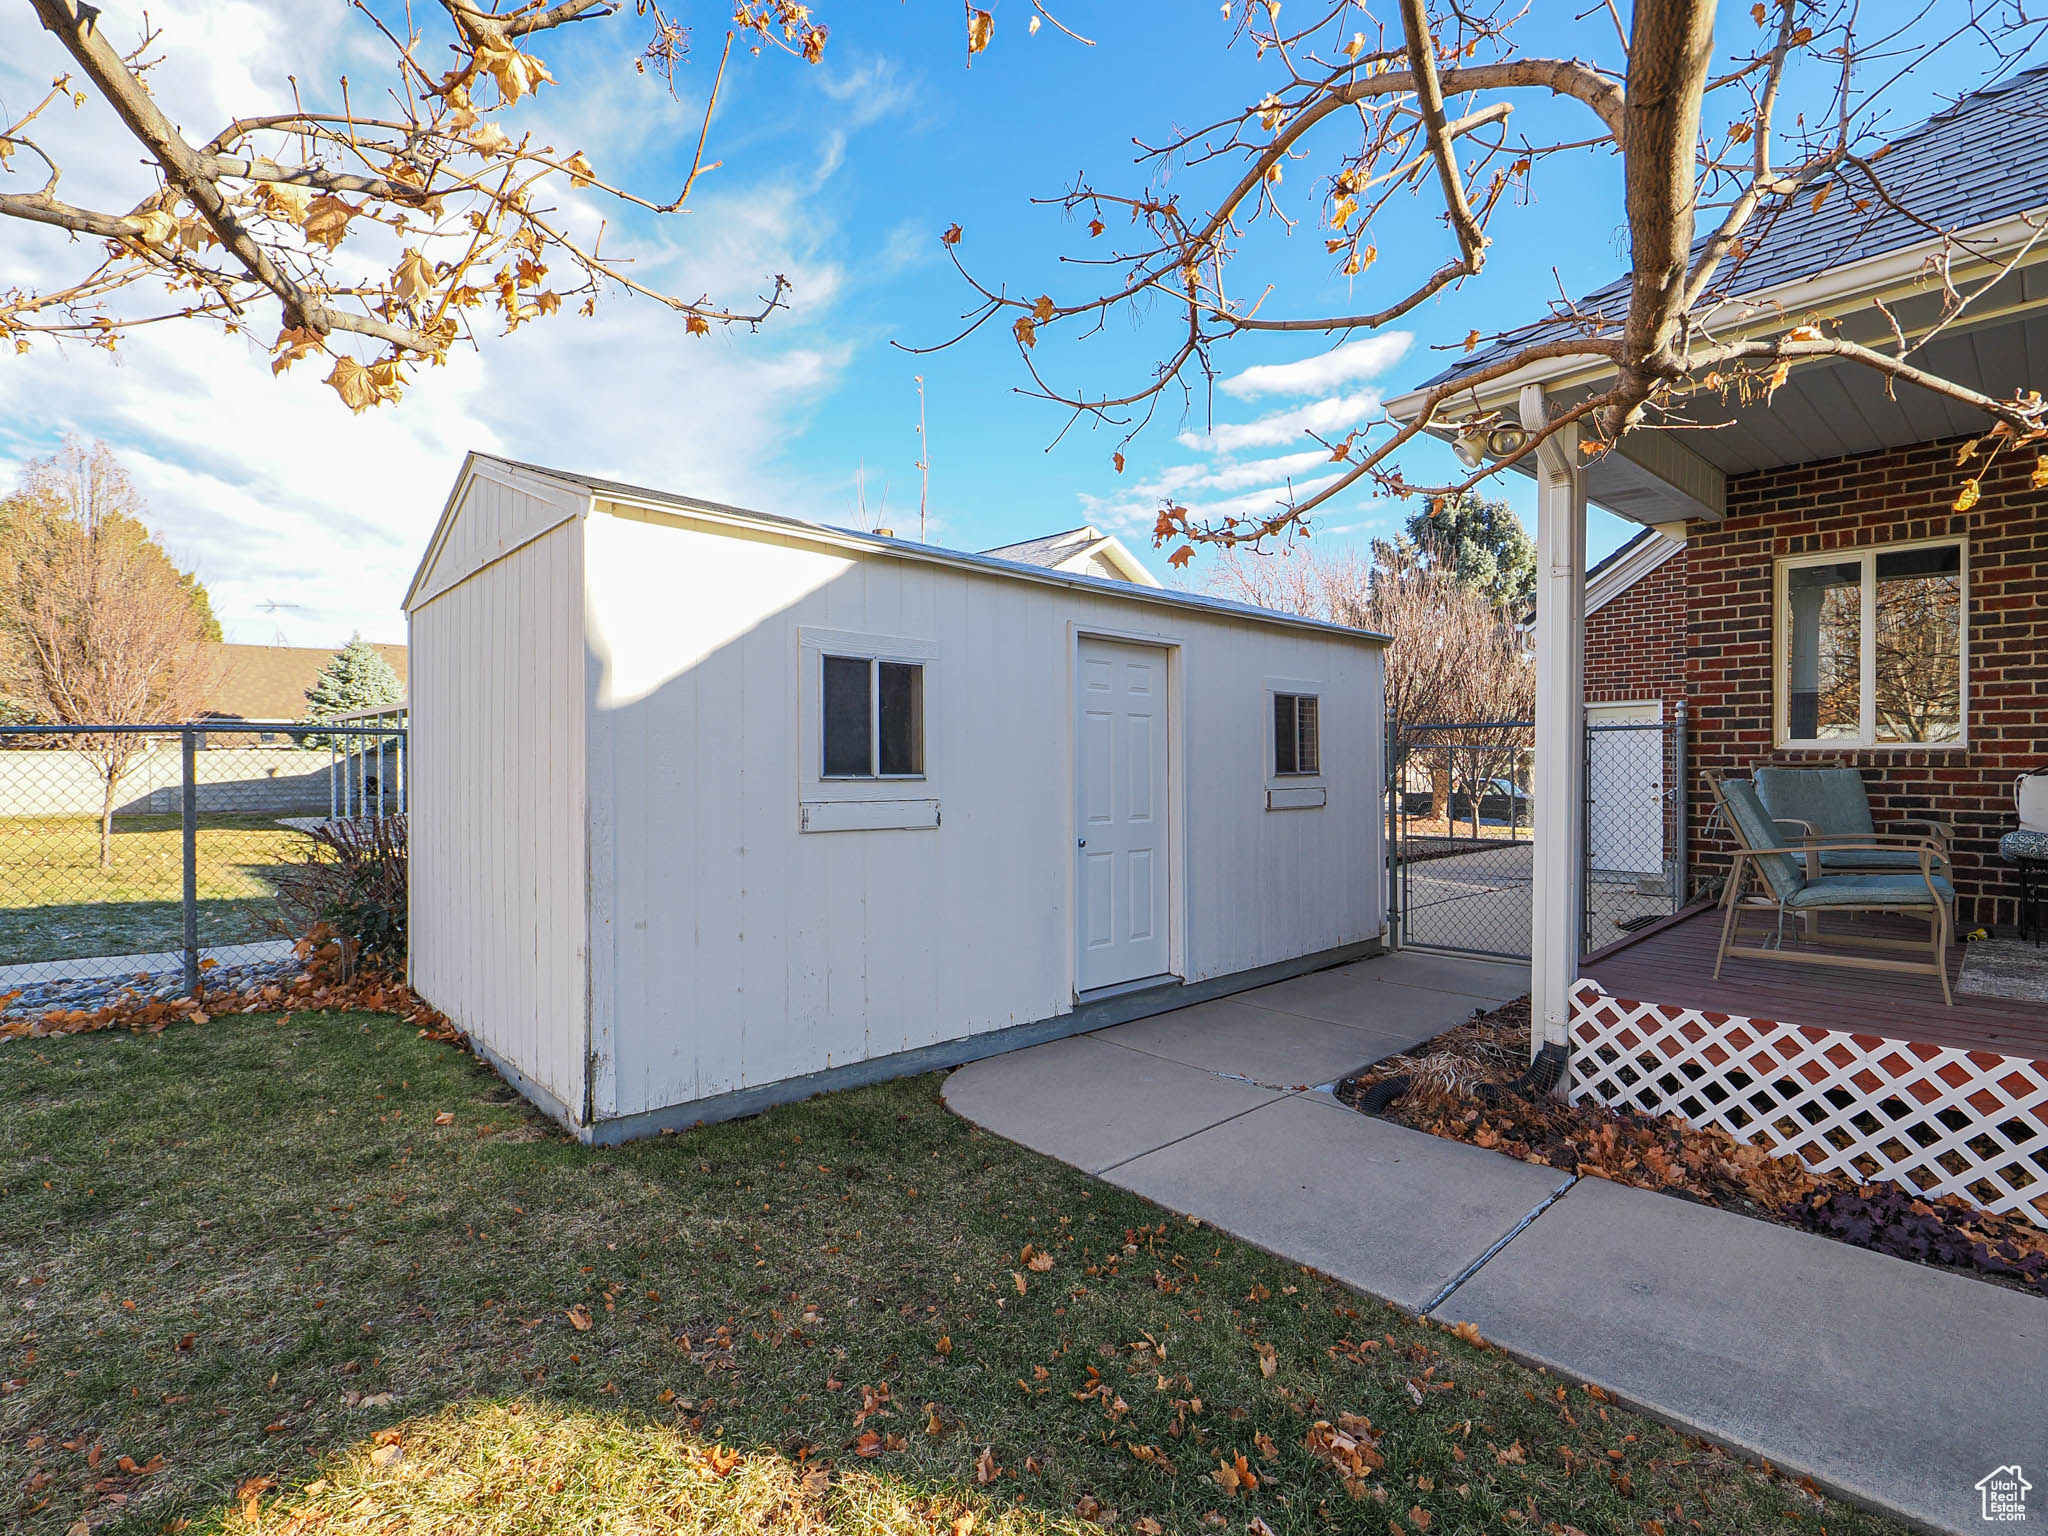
top-left (1337, 997), bottom-right (2048, 1297)
top-left (1, 1004), bottom-right (1914, 1535)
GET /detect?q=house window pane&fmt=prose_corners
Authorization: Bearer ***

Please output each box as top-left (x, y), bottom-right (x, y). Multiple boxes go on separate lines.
top-left (878, 662), bottom-right (924, 775)
top-left (1873, 546), bottom-right (1962, 743)
top-left (1295, 696), bottom-right (1320, 774)
top-left (1274, 694), bottom-right (1298, 775)
top-left (822, 655), bottom-right (872, 777)
top-left (1783, 562), bottom-right (1861, 741)
top-left (1274, 693), bottom-right (1319, 775)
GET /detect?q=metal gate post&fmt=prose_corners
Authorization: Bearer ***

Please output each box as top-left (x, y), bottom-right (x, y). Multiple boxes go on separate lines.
top-left (181, 728), bottom-right (199, 997)
top-left (1672, 699), bottom-right (1689, 910)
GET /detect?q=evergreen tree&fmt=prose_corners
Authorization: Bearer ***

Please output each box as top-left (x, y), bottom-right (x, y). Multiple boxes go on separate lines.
top-left (304, 636), bottom-right (404, 726)
top-left (1405, 492), bottom-right (1537, 611)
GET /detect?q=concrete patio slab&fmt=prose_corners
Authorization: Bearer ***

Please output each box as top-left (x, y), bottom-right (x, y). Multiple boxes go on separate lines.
top-left (940, 1034), bottom-right (1286, 1175)
top-left (1103, 1093), bottom-right (1569, 1313)
top-left (1090, 998), bottom-right (1405, 1089)
top-left (1343, 949), bottom-right (1530, 1001)
top-left (1432, 1175), bottom-right (2048, 1536)
top-left (1232, 973), bottom-right (1499, 1046)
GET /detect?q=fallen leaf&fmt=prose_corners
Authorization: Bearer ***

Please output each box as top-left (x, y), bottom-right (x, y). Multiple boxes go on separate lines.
top-left (975, 1446), bottom-right (999, 1484)
top-left (369, 1443), bottom-right (402, 1468)
top-left (854, 1430), bottom-right (883, 1458)
top-left (566, 1305), bottom-right (594, 1331)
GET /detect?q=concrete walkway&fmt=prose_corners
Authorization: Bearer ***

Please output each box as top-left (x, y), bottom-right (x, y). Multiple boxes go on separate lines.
top-left (0, 937), bottom-right (296, 987)
top-left (942, 948), bottom-right (2048, 1536)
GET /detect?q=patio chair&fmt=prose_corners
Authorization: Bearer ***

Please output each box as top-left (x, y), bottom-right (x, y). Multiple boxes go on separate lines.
top-left (1708, 771), bottom-right (1955, 1005)
top-left (1752, 762), bottom-right (1953, 874)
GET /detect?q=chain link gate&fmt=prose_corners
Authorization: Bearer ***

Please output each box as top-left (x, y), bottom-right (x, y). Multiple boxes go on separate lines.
top-left (0, 718), bottom-right (405, 1014)
top-left (1386, 707), bottom-right (1688, 961)
top-left (1387, 718), bottom-right (1535, 960)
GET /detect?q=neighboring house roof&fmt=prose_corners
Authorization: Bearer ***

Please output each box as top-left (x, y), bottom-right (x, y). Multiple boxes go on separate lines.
top-left (1585, 528), bottom-right (1686, 617)
top-left (409, 454), bottom-right (1387, 645)
top-left (1420, 62), bottom-right (2048, 394)
top-left (201, 642), bottom-right (409, 722)
top-left (981, 526), bottom-right (1163, 587)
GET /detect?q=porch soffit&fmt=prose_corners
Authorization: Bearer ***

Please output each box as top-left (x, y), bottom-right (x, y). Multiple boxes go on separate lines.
top-left (1455, 293), bottom-right (2048, 528)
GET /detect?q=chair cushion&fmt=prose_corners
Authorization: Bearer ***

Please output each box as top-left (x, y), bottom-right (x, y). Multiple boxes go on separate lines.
top-left (1755, 765), bottom-right (1875, 838)
top-left (1784, 872), bottom-right (1955, 909)
top-left (2002, 828), bottom-right (2048, 863)
top-left (1716, 778), bottom-right (1806, 901)
top-left (1816, 846), bottom-right (1934, 873)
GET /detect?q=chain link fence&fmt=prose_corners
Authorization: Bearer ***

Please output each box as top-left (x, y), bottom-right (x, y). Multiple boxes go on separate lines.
top-left (1584, 708), bottom-right (1688, 950)
top-left (1387, 709), bottom-right (1688, 961)
top-left (0, 719), bottom-right (405, 1014)
top-left (1388, 719), bottom-right (1535, 960)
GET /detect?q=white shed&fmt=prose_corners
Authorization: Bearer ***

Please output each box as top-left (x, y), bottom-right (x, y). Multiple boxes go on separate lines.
top-left (403, 453), bottom-right (1389, 1142)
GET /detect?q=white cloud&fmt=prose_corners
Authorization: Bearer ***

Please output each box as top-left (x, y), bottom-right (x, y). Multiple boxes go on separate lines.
top-left (0, 1), bottom-right (861, 648)
top-left (814, 55), bottom-right (920, 127)
top-left (1218, 333), bottom-right (1412, 398)
top-left (1176, 391), bottom-right (1384, 454)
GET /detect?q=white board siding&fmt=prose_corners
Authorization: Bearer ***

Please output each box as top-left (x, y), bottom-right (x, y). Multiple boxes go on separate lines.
top-left (579, 503), bottom-right (1385, 1121)
top-left (408, 503), bottom-right (588, 1121)
top-left (408, 460), bottom-right (584, 609)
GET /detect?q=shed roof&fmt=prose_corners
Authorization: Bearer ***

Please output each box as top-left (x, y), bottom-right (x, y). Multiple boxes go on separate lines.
top-left (417, 454), bottom-right (1387, 645)
top-left (1420, 62), bottom-right (2048, 393)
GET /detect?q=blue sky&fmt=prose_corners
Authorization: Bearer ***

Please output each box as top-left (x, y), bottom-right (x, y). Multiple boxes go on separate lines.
top-left (0, 1), bottom-right (2027, 643)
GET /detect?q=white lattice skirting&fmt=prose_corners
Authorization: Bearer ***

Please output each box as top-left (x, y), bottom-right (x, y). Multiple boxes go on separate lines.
top-left (1569, 979), bottom-right (2048, 1227)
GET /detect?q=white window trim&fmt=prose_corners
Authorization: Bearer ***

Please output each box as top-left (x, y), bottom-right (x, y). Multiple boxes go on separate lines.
top-left (1264, 675), bottom-right (1326, 788)
top-left (1772, 536), bottom-right (1969, 751)
top-left (797, 625), bottom-right (940, 810)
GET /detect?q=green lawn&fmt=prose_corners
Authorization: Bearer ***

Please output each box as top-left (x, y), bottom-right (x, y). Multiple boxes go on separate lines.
top-left (0, 816), bottom-right (305, 964)
top-left (0, 1013), bottom-right (1906, 1536)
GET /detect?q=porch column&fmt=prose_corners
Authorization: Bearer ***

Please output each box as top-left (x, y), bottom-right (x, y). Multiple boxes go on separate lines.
top-left (1522, 384), bottom-right (1586, 1064)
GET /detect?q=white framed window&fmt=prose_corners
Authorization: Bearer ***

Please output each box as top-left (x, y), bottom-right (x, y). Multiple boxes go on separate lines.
top-left (821, 654), bottom-right (925, 779)
top-left (1774, 538), bottom-right (1966, 749)
top-left (1273, 692), bottom-right (1321, 776)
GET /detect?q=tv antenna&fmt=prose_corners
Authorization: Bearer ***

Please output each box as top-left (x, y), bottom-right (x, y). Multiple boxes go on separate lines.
top-left (914, 375), bottom-right (929, 543)
top-left (260, 598), bottom-right (302, 647)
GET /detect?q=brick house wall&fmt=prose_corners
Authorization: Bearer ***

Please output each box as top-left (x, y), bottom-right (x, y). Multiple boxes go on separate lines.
top-left (1585, 541), bottom-right (1688, 710)
top-left (1678, 435), bottom-right (2047, 929)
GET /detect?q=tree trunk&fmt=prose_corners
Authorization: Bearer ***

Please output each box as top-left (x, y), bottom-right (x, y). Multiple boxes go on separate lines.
top-left (1431, 762), bottom-right (1451, 825)
top-left (98, 763), bottom-right (120, 870)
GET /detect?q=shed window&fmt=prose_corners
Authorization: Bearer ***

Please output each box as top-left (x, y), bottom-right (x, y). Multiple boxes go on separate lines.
top-left (1273, 693), bottom-right (1320, 776)
top-left (1777, 540), bottom-right (1964, 748)
top-left (822, 655), bottom-right (924, 778)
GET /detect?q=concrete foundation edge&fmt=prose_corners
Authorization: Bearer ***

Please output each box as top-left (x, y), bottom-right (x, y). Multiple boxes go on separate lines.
top-left (469, 937), bottom-right (1387, 1146)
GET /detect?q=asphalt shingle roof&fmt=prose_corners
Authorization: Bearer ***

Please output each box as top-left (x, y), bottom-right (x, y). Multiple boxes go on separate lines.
top-left (980, 527), bottom-right (1101, 566)
top-left (1421, 62), bottom-right (2048, 391)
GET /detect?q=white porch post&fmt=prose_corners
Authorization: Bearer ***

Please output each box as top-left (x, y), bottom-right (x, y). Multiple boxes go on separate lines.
top-left (1522, 384), bottom-right (1586, 1066)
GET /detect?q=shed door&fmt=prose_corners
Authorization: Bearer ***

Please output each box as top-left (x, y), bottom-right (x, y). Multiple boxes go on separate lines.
top-left (1076, 638), bottom-right (1172, 991)
top-left (1587, 701), bottom-right (1664, 876)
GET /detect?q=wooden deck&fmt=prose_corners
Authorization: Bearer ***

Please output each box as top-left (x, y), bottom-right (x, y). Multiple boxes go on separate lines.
top-left (1580, 905), bottom-right (2048, 1060)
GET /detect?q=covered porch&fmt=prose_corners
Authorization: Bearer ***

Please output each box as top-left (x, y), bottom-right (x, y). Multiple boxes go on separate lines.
top-left (1572, 907), bottom-right (2048, 1225)
top-left (1385, 170), bottom-right (2048, 1227)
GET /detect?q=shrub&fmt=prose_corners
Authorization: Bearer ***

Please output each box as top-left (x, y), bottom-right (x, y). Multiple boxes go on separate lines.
top-left (272, 814), bottom-right (407, 973)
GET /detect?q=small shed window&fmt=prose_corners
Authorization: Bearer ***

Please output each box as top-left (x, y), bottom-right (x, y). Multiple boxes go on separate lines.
top-left (823, 654), bottom-right (924, 778)
top-left (1273, 693), bottom-right (1320, 776)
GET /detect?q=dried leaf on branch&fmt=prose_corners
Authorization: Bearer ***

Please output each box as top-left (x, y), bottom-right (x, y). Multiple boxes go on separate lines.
top-left (3, 1), bottom-right (830, 408)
